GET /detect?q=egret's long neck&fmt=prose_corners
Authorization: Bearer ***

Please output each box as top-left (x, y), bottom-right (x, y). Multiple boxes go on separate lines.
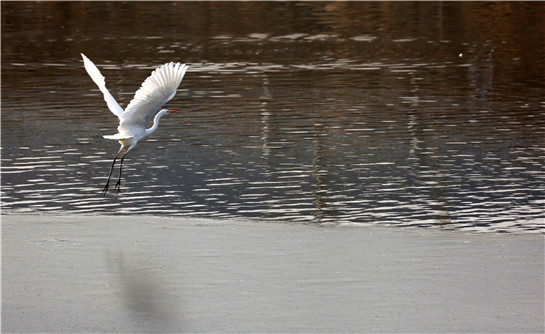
top-left (144, 111), bottom-right (166, 137)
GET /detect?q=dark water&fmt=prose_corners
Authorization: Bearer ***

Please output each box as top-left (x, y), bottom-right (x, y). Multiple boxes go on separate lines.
top-left (2, 2), bottom-right (544, 233)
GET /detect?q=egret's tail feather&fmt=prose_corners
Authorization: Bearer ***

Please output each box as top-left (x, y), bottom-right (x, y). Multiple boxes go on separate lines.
top-left (104, 134), bottom-right (133, 140)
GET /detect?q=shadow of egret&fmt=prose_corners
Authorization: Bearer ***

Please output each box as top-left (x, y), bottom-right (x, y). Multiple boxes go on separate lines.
top-left (105, 250), bottom-right (184, 332)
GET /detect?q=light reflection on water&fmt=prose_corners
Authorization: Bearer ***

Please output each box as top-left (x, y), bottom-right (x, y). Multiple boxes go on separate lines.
top-left (1, 2), bottom-right (544, 233)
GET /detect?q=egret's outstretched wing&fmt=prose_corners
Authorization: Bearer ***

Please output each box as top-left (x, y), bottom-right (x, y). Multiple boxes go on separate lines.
top-left (81, 53), bottom-right (124, 117)
top-left (122, 62), bottom-right (188, 126)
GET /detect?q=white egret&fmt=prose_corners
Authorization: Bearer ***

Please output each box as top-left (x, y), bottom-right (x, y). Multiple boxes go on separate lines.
top-left (81, 53), bottom-right (189, 195)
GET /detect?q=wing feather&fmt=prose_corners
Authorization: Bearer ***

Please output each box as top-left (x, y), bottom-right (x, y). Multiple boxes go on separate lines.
top-left (122, 62), bottom-right (188, 126)
top-left (81, 53), bottom-right (124, 117)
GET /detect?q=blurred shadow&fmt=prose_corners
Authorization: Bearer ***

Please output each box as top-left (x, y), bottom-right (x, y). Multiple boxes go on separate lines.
top-left (104, 249), bottom-right (183, 333)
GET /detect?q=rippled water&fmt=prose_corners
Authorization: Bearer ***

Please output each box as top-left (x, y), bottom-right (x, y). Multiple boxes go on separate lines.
top-left (2, 2), bottom-right (544, 233)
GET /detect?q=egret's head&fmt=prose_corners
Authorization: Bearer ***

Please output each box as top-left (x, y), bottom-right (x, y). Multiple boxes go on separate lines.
top-left (159, 109), bottom-right (178, 115)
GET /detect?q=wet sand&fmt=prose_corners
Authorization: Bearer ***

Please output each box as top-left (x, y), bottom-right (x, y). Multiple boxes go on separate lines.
top-left (2, 214), bottom-right (543, 333)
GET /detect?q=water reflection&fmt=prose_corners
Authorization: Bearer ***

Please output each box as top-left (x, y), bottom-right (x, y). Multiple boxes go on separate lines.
top-left (1, 2), bottom-right (544, 233)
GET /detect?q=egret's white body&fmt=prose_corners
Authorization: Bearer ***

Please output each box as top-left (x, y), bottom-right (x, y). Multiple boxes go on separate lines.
top-left (81, 53), bottom-right (189, 194)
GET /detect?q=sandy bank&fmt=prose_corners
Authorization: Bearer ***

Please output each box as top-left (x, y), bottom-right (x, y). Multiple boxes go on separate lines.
top-left (2, 214), bottom-right (543, 333)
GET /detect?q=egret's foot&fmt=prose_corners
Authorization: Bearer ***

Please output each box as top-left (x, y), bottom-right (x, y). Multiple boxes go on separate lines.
top-left (102, 183), bottom-right (110, 196)
top-left (114, 180), bottom-right (121, 194)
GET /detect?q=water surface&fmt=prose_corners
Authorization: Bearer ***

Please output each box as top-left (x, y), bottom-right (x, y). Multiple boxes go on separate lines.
top-left (2, 2), bottom-right (544, 233)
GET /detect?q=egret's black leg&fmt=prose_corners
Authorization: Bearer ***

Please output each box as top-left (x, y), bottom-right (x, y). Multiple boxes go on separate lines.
top-left (103, 146), bottom-right (124, 196)
top-left (114, 150), bottom-right (130, 194)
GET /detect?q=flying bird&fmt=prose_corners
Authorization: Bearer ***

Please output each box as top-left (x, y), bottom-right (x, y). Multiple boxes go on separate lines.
top-left (81, 53), bottom-right (189, 195)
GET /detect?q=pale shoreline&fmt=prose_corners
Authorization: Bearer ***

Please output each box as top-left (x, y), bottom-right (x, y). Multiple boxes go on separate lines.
top-left (2, 214), bottom-right (544, 333)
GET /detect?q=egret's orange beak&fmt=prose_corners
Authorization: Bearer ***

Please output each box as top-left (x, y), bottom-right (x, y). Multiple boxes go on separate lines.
top-left (168, 110), bottom-right (178, 113)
